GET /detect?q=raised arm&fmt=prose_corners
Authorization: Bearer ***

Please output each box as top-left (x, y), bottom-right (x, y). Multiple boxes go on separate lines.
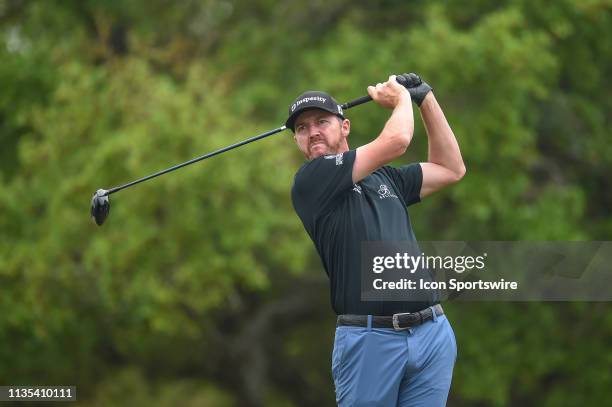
top-left (418, 92), bottom-right (466, 198)
top-left (352, 75), bottom-right (414, 183)
top-left (397, 73), bottom-right (465, 198)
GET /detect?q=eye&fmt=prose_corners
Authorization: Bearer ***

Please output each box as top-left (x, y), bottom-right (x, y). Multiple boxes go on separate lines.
top-left (319, 119), bottom-right (329, 125)
top-left (296, 124), bottom-right (305, 132)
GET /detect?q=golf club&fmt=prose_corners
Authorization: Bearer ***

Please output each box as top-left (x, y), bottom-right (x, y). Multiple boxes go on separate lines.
top-left (91, 73), bottom-right (423, 226)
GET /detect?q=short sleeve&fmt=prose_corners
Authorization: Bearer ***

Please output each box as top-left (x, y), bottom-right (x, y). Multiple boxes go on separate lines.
top-left (382, 163), bottom-right (423, 206)
top-left (291, 150), bottom-right (356, 222)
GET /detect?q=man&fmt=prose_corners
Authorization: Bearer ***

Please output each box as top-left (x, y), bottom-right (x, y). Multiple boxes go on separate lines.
top-left (288, 74), bottom-right (465, 406)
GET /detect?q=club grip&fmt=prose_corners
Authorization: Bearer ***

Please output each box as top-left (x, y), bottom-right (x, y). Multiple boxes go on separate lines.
top-left (340, 95), bottom-right (372, 110)
top-left (340, 73), bottom-right (422, 111)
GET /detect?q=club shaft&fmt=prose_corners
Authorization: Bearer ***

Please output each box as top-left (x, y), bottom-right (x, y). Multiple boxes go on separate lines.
top-left (107, 125), bottom-right (287, 195)
top-left (103, 95), bottom-right (373, 196)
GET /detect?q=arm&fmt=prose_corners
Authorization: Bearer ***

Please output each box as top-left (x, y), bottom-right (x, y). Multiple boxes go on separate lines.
top-left (352, 75), bottom-right (414, 183)
top-left (418, 92), bottom-right (466, 198)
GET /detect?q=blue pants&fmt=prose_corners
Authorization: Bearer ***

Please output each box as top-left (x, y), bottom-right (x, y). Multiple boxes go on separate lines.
top-left (331, 311), bottom-right (457, 406)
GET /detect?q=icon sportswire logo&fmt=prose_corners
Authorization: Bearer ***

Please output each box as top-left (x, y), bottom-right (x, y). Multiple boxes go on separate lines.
top-left (377, 184), bottom-right (398, 199)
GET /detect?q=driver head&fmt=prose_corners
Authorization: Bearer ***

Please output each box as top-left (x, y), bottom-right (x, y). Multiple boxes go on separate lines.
top-left (91, 189), bottom-right (110, 226)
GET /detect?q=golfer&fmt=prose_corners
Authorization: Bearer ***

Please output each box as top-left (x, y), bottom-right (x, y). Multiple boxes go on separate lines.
top-left (288, 74), bottom-right (465, 406)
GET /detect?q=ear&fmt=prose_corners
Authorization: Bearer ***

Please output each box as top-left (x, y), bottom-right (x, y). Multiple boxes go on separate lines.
top-left (341, 118), bottom-right (350, 139)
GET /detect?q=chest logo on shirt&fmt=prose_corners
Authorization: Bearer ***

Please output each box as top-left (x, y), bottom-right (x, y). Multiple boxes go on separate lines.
top-left (352, 184), bottom-right (362, 194)
top-left (377, 184), bottom-right (398, 199)
top-left (324, 153), bottom-right (343, 166)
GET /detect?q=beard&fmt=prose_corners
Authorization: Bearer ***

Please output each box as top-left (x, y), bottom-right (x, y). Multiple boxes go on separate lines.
top-left (308, 138), bottom-right (343, 159)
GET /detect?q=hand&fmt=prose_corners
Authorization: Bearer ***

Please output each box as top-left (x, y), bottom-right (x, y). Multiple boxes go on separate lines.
top-left (367, 75), bottom-right (411, 109)
top-left (396, 73), bottom-right (432, 107)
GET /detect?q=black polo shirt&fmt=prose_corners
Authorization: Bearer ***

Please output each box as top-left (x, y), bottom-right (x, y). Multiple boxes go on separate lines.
top-left (291, 149), bottom-right (438, 315)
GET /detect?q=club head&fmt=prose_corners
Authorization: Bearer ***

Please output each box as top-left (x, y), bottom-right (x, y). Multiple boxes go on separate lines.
top-left (91, 189), bottom-right (110, 226)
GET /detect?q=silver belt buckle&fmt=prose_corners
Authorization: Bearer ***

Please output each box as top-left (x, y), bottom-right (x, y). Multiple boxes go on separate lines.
top-left (392, 312), bottom-right (415, 331)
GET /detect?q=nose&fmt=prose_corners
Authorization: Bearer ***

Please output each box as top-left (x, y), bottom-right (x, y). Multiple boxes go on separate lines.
top-left (308, 125), bottom-right (321, 140)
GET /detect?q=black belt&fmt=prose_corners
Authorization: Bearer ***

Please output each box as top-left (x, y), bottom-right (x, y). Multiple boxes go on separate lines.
top-left (337, 304), bottom-right (444, 330)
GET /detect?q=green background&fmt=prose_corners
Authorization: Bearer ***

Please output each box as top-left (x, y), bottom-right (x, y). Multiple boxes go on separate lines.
top-left (1, 0), bottom-right (611, 405)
